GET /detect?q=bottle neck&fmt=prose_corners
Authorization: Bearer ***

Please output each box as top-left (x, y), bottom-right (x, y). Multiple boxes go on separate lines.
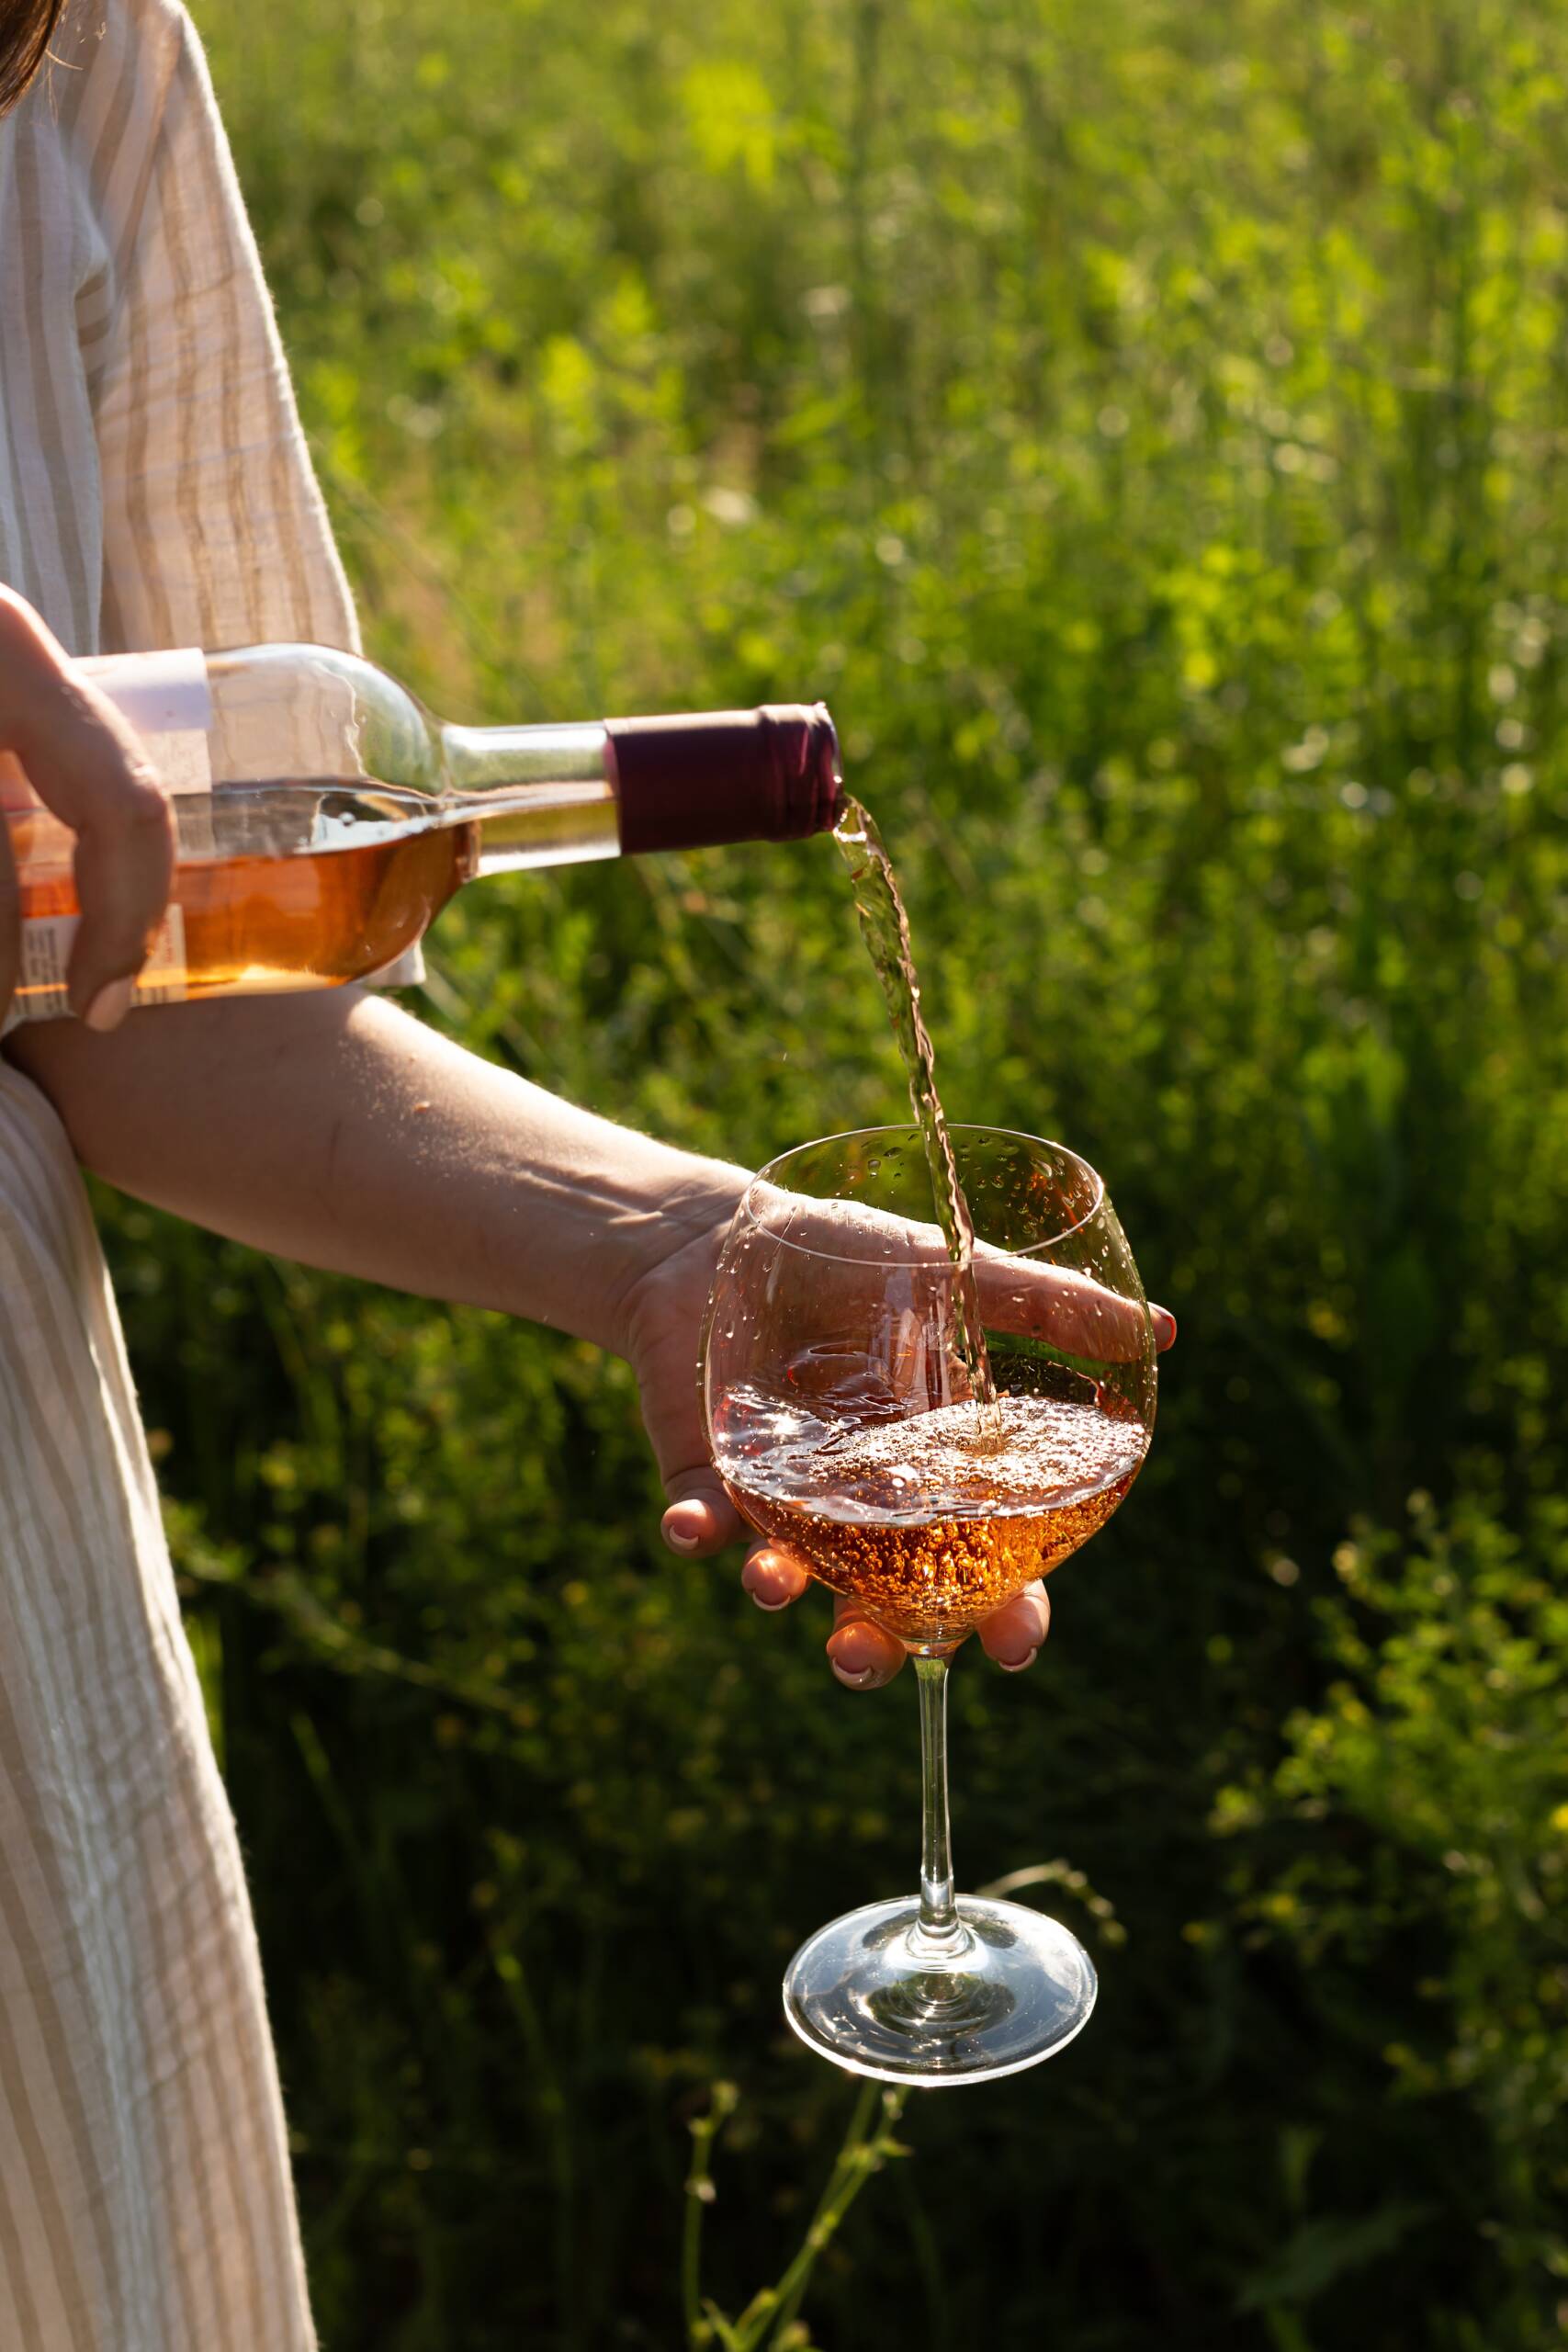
top-left (438, 720), bottom-right (619, 873)
top-left (436, 702), bottom-right (842, 869)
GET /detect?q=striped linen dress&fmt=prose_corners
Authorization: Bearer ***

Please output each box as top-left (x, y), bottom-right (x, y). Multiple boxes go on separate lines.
top-left (0, 0), bottom-right (403, 2338)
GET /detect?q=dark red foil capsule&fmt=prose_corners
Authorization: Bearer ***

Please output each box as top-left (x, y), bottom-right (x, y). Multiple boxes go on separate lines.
top-left (605, 704), bottom-right (842, 855)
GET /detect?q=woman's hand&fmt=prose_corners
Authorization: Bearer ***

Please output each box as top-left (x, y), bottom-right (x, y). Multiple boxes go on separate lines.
top-left (620, 1199), bottom-right (1176, 1692)
top-left (0, 589), bottom-right (174, 1031)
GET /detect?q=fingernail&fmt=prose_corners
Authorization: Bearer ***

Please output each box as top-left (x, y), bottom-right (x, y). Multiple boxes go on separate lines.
top-left (750, 1591), bottom-right (792, 1613)
top-left (998, 1645), bottom-right (1039, 1675)
top-left (1154, 1308), bottom-right (1178, 1349)
top-left (827, 1636), bottom-right (888, 1693)
top-left (822, 1636), bottom-right (884, 1674)
top-left (83, 977), bottom-right (134, 1033)
top-left (664, 1521), bottom-right (700, 1554)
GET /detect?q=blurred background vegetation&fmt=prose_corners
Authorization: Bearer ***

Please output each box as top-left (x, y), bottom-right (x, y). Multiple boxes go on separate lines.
top-left (103, 0), bottom-right (1568, 2342)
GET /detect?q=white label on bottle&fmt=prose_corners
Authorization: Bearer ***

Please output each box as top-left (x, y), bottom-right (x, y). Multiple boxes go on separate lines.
top-left (1, 650), bottom-right (214, 814)
top-left (76, 649), bottom-right (214, 794)
top-left (17, 916), bottom-right (75, 1013)
top-left (145, 728), bottom-right (212, 795)
top-left (8, 903), bottom-right (189, 1022)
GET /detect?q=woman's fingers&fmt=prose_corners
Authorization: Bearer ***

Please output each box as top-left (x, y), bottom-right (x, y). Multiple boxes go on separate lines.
top-left (758, 1188), bottom-right (1176, 1364)
top-left (740, 1542), bottom-right (809, 1611)
top-left (0, 590), bottom-right (174, 1027)
top-left (976, 1578), bottom-right (1051, 1672)
top-left (67, 750), bottom-right (176, 1024)
top-left (732, 1545), bottom-right (1052, 1690)
top-left (662, 1476), bottom-right (747, 1552)
top-left (660, 1464), bottom-right (747, 1556)
top-left (825, 1597), bottom-right (906, 1690)
top-left (29, 688), bottom-right (173, 1024)
top-left (827, 1583), bottom-right (1051, 1689)
top-left (975, 1251), bottom-right (1176, 1361)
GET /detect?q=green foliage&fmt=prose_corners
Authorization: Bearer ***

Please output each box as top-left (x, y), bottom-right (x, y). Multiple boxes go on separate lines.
top-left (1215, 1498), bottom-right (1568, 2345)
top-left (682, 2078), bottom-right (912, 2351)
top-left (92, 0), bottom-right (1568, 2342)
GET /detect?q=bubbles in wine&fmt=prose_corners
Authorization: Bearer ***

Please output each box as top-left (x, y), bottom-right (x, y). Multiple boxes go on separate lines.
top-left (715, 1387), bottom-right (1145, 1650)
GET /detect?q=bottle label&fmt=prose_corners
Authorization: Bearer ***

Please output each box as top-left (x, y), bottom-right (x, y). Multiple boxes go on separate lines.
top-left (76, 648), bottom-right (215, 796)
top-left (4, 649), bottom-right (209, 1028)
top-left (0, 649), bottom-right (215, 810)
top-left (12, 905), bottom-right (189, 1017)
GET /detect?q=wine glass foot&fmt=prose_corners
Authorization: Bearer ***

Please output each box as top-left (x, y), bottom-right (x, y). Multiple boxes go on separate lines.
top-left (783, 1894), bottom-right (1097, 2086)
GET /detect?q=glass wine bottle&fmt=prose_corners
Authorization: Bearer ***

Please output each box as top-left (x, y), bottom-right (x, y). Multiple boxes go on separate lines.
top-left (0, 641), bottom-right (841, 1017)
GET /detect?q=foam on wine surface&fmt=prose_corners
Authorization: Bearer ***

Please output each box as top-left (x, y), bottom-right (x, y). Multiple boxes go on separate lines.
top-left (715, 1387), bottom-right (1145, 1651)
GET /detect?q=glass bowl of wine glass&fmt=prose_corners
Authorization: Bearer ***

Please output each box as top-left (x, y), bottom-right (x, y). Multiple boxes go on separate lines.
top-left (703, 1124), bottom-right (1157, 2084)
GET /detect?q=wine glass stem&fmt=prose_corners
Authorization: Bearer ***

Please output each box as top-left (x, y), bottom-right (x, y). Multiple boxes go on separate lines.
top-left (915, 1655), bottom-right (959, 1938)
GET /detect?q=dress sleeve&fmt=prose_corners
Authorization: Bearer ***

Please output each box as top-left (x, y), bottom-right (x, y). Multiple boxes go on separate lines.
top-left (83, 0), bottom-right (423, 984)
top-left (88, 0), bottom-right (359, 658)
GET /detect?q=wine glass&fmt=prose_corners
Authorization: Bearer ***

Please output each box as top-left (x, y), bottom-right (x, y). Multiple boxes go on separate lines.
top-left (704, 1124), bottom-right (1156, 2085)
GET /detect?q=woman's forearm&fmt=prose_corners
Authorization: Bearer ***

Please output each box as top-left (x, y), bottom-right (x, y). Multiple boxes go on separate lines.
top-left (4, 989), bottom-right (747, 1352)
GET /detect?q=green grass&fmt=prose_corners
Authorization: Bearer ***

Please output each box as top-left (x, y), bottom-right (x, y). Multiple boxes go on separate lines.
top-left (97, 0), bottom-right (1568, 2343)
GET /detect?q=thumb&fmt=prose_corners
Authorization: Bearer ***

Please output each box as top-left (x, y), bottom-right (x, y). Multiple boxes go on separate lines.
top-left (660, 1464), bottom-right (746, 1558)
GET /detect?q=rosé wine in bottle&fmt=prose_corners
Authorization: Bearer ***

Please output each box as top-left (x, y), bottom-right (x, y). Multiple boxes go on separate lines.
top-left (1, 640), bottom-right (840, 1018)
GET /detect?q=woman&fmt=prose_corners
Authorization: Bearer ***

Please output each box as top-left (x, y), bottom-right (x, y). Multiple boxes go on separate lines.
top-left (0, 1), bottom-right (1145, 2343)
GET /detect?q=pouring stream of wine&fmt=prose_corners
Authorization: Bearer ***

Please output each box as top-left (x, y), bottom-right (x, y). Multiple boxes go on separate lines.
top-left (833, 795), bottom-right (1000, 1442)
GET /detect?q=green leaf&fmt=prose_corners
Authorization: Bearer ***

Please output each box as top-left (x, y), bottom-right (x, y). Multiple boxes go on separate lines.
top-left (1236, 2204), bottom-right (1435, 2312)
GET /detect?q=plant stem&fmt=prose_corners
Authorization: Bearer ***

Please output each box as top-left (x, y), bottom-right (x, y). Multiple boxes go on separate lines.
top-left (488, 1939), bottom-right (576, 2341)
top-left (752, 2082), bottom-right (908, 2351)
top-left (682, 2084), bottom-right (737, 2347)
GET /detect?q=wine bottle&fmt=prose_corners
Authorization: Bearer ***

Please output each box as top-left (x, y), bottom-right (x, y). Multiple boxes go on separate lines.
top-left (0, 642), bottom-right (841, 1018)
